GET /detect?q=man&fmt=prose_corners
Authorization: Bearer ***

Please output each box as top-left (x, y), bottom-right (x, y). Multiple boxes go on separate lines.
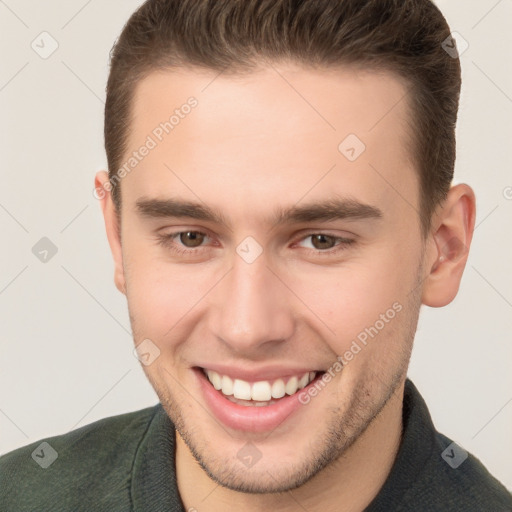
top-left (1, 0), bottom-right (511, 510)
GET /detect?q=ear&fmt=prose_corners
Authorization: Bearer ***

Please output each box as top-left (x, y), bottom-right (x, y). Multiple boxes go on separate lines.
top-left (421, 183), bottom-right (476, 307)
top-left (94, 171), bottom-right (126, 295)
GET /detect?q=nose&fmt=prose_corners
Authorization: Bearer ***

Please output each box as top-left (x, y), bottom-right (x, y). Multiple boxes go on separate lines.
top-left (210, 249), bottom-right (296, 355)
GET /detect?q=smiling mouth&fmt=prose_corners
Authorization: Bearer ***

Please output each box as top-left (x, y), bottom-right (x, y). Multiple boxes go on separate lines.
top-left (200, 367), bottom-right (324, 406)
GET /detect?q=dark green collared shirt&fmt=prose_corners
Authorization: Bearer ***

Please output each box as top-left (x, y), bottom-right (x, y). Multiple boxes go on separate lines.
top-left (1, 379), bottom-right (511, 511)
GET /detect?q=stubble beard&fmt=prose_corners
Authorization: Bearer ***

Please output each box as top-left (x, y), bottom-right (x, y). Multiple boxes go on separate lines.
top-left (127, 257), bottom-right (425, 494)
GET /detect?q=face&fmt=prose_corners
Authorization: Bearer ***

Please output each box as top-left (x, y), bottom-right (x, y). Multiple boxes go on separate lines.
top-left (111, 64), bottom-right (428, 492)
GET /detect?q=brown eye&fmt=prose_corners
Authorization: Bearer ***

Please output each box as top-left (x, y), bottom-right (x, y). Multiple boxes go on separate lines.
top-left (179, 231), bottom-right (206, 248)
top-left (310, 234), bottom-right (337, 250)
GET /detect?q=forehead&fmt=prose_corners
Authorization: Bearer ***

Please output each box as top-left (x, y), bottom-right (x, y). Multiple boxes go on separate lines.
top-left (121, 64), bottom-right (417, 224)
top-left (130, 64), bottom-right (411, 142)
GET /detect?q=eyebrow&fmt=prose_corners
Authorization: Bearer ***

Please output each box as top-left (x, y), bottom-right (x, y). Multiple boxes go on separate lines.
top-left (135, 196), bottom-right (383, 229)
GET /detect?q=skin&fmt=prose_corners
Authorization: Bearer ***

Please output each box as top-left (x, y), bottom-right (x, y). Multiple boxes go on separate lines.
top-left (95, 63), bottom-right (475, 512)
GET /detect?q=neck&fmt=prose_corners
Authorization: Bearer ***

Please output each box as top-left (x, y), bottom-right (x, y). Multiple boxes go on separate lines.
top-left (176, 381), bottom-right (404, 512)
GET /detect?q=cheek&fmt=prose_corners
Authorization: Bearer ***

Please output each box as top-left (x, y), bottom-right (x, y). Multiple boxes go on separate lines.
top-left (289, 245), bottom-right (419, 353)
top-left (124, 245), bottom-right (218, 341)
top-left (123, 244), bottom-right (178, 332)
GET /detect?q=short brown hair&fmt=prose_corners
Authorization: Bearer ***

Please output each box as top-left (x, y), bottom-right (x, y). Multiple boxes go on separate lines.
top-left (104, 0), bottom-right (461, 235)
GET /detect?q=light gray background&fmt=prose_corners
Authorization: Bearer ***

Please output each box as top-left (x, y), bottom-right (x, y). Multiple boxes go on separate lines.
top-left (1, 0), bottom-right (511, 491)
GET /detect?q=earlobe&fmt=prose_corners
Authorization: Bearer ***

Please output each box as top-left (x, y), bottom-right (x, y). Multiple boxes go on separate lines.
top-left (94, 171), bottom-right (126, 295)
top-left (421, 184), bottom-right (476, 307)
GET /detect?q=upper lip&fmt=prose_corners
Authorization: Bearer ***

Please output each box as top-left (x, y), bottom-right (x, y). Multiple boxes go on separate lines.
top-left (196, 364), bottom-right (324, 383)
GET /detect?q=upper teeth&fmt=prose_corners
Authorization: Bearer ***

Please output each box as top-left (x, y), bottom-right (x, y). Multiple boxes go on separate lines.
top-left (205, 370), bottom-right (316, 401)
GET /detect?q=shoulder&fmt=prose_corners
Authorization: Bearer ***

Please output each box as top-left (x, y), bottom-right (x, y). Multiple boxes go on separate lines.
top-left (0, 404), bottom-right (160, 511)
top-left (397, 380), bottom-right (512, 510)
top-left (370, 380), bottom-right (512, 511)
top-left (413, 430), bottom-right (512, 511)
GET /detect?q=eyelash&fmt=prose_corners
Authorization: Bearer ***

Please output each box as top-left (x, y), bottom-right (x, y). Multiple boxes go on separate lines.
top-left (156, 231), bottom-right (355, 256)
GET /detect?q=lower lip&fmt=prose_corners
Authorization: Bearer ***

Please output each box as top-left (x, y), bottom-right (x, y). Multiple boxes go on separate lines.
top-left (194, 368), bottom-right (322, 433)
